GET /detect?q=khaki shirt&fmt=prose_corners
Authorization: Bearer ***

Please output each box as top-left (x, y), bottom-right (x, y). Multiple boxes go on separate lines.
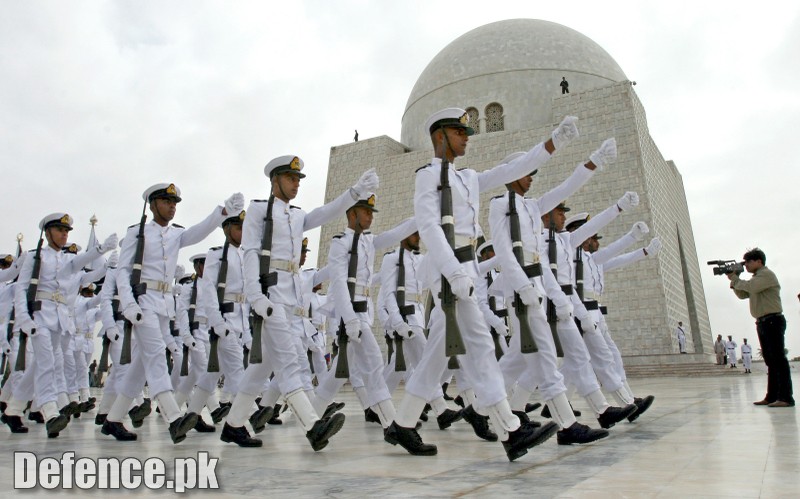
top-left (730, 266), bottom-right (782, 319)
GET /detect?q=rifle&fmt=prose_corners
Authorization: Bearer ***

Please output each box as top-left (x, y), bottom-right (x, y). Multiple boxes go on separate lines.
top-left (437, 140), bottom-right (466, 369)
top-left (250, 196), bottom-right (277, 364)
top-left (2, 311), bottom-right (13, 378)
top-left (546, 219), bottom-right (565, 357)
top-left (335, 231), bottom-right (361, 379)
top-left (209, 241), bottom-right (234, 373)
top-left (120, 205), bottom-right (148, 365)
top-left (485, 271), bottom-right (506, 361)
top-left (507, 189), bottom-right (538, 354)
top-left (98, 286), bottom-right (122, 373)
top-left (393, 247), bottom-right (412, 372)
top-left (16, 235), bottom-right (43, 371)
top-left (180, 276), bottom-right (200, 376)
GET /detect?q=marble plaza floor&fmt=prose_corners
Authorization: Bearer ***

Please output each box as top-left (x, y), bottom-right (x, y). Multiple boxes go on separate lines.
top-left (1, 364), bottom-right (798, 498)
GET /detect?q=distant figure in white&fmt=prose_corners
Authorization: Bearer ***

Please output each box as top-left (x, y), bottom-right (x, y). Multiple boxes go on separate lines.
top-left (675, 321), bottom-right (687, 354)
top-left (741, 339), bottom-right (753, 374)
top-left (726, 335), bottom-right (738, 368)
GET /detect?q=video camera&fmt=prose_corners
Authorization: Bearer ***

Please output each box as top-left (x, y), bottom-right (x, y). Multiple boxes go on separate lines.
top-left (707, 260), bottom-right (744, 276)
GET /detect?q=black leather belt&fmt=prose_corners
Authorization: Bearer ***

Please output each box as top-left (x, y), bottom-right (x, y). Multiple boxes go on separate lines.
top-left (583, 300), bottom-right (599, 311)
top-left (523, 263), bottom-right (542, 278)
top-left (756, 312), bottom-right (783, 324)
top-left (600, 306), bottom-right (608, 315)
top-left (352, 301), bottom-right (368, 313)
top-left (454, 245), bottom-right (475, 263)
top-left (561, 285), bottom-right (573, 295)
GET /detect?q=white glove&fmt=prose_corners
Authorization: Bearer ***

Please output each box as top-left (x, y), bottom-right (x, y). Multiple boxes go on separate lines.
top-left (394, 321), bottom-right (413, 339)
top-left (578, 317), bottom-right (598, 334)
top-left (106, 251), bottom-right (119, 269)
top-left (551, 116), bottom-right (579, 150)
top-left (488, 315), bottom-right (510, 337)
top-left (180, 331), bottom-right (200, 351)
top-left (589, 138), bottom-right (617, 170)
top-left (175, 264), bottom-right (185, 279)
top-left (244, 338), bottom-right (253, 351)
top-left (251, 296), bottom-right (273, 319)
top-left (105, 326), bottom-right (121, 343)
top-left (16, 315), bottom-right (36, 335)
top-left (352, 168), bottom-right (379, 199)
top-left (1, 336), bottom-right (10, 354)
top-left (448, 274), bottom-right (474, 300)
top-left (630, 222), bottom-right (649, 241)
top-left (617, 191), bottom-right (639, 212)
top-left (645, 237), bottom-right (662, 256)
top-left (122, 304), bottom-right (143, 325)
top-left (518, 285), bottom-right (542, 307)
top-left (167, 341), bottom-right (180, 356)
top-left (307, 334), bottom-right (324, 352)
top-left (555, 301), bottom-right (574, 321)
top-left (224, 192), bottom-right (245, 215)
top-left (409, 325), bottom-right (424, 338)
top-left (99, 233), bottom-right (119, 253)
top-left (344, 319), bottom-right (362, 343)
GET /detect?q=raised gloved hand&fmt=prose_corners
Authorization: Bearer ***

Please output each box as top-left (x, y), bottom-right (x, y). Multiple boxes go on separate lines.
top-left (99, 233), bottom-right (119, 253)
top-left (123, 304), bottom-right (143, 325)
top-left (555, 301), bottom-right (574, 321)
top-left (518, 285), bottom-right (542, 307)
top-left (551, 116), bottom-right (579, 150)
top-left (180, 331), bottom-right (200, 351)
top-left (617, 191), bottom-right (639, 212)
top-left (645, 237), bottom-right (662, 256)
top-left (352, 168), bottom-right (379, 199)
top-left (106, 251), bottom-right (119, 269)
top-left (488, 314), bottom-right (510, 337)
top-left (105, 326), bottom-right (121, 343)
top-left (448, 274), bottom-right (474, 300)
top-left (344, 319), bottom-right (362, 343)
top-left (224, 192), bottom-right (245, 215)
top-left (251, 296), bottom-right (273, 319)
top-left (630, 221), bottom-right (649, 241)
top-left (589, 138), bottom-right (617, 171)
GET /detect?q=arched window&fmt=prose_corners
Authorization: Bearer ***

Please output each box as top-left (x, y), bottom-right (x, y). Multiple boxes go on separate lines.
top-left (485, 103), bottom-right (504, 132)
top-left (465, 107), bottom-right (480, 134)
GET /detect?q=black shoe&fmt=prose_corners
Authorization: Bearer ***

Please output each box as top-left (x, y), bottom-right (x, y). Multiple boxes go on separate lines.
top-left (62, 401), bottom-right (80, 418)
top-left (453, 395), bottom-right (465, 408)
top-left (79, 400), bottom-right (96, 413)
top-left (597, 404), bottom-right (638, 429)
top-left (46, 414), bottom-right (69, 438)
top-left (384, 421), bottom-right (437, 456)
top-left (28, 411), bottom-right (45, 424)
top-left (306, 413), bottom-right (346, 451)
top-left (512, 410), bottom-right (541, 427)
top-left (95, 413), bottom-right (107, 425)
top-left (220, 423), bottom-right (262, 447)
top-left (169, 413), bottom-right (199, 444)
top-left (462, 405), bottom-right (498, 442)
top-left (267, 403), bottom-right (283, 425)
top-left (541, 403), bottom-right (580, 418)
top-left (502, 421), bottom-right (559, 462)
top-left (442, 383), bottom-right (453, 401)
top-left (628, 395), bottom-right (655, 422)
top-left (2, 414), bottom-right (29, 433)
top-left (193, 417), bottom-right (216, 433)
top-left (323, 401), bottom-right (345, 420)
top-left (525, 402), bottom-right (542, 413)
top-left (249, 406), bottom-right (273, 434)
top-left (210, 405), bottom-right (230, 424)
top-left (364, 408), bottom-right (381, 424)
top-left (129, 399), bottom-right (152, 428)
top-left (557, 422), bottom-right (609, 445)
top-left (101, 420), bottom-right (138, 441)
top-left (436, 408), bottom-right (463, 430)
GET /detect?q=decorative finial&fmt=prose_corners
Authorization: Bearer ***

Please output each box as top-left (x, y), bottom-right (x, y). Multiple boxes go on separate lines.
top-left (90, 214), bottom-right (98, 226)
top-left (16, 233), bottom-right (23, 243)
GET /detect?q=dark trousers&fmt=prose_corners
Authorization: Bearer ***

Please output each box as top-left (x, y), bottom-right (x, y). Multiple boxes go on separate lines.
top-left (756, 314), bottom-right (794, 404)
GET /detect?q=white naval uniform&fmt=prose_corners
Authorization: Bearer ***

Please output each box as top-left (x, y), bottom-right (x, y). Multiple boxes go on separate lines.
top-left (116, 208), bottom-right (225, 402)
top-left (676, 326), bottom-right (687, 353)
top-left (12, 245), bottom-right (106, 421)
top-left (300, 268), bottom-right (329, 379)
top-left (72, 293), bottom-right (101, 396)
top-left (726, 339), bottom-right (738, 366)
top-left (174, 278), bottom-right (212, 396)
top-left (741, 343), bottom-right (752, 369)
top-left (236, 189), bottom-right (360, 410)
top-left (314, 220), bottom-right (416, 417)
top-left (96, 267), bottom-right (134, 398)
top-left (399, 142), bottom-right (554, 433)
top-left (198, 244), bottom-right (248, 396)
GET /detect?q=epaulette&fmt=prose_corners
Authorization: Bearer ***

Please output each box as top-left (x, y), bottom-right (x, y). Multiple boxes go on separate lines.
top-left (128, 223), bottom-right (139, 229)
top-left (415, 163), bottom-right (432, 173)
top-left (252, 199), bottom-right (267, 203)
top-left (28, 248), bottom-right (37, 253)
top-left (290, 205), bottom-right (301, 210)
top-left (209, 246), bottom-right (222, 251)
top-left (384, 249), bottom-right (396, 256)
top-left (457, 167), bottom-right (467, 171)
top-left (491, 193), bottom-right (506, 200)
top-left (363, 231), bottom-right (372, 235)
top-left (172, 223), bottom-right (184, 229)
top-left (332, 232), bottom-right (345, 239)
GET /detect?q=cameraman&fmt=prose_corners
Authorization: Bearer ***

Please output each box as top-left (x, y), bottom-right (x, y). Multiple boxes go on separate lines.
top-left (728, 248), bottom-right (794, 407)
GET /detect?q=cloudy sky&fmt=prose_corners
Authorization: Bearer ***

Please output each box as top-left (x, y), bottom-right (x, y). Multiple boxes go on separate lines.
top-left (1, 0), bottom-right (798, 356)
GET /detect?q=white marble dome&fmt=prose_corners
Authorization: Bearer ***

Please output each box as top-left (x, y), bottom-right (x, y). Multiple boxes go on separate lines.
top-left (401, 19), bottom-right (628, 150)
